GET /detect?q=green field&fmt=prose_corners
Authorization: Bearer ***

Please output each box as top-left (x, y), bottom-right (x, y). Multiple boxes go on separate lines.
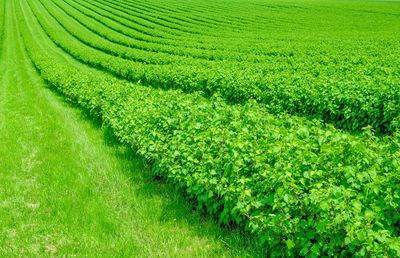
top-left (1, 0), bottom-right (400, 256)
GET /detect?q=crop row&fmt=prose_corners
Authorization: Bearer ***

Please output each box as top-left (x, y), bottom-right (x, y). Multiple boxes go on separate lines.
top-left (52, 0), bottom-right (261, 62)
top-left (53, 0), bottom-right (228, 61)
top-left (76, 0), bottom-right (217, 38)
top-left (54, 1), bottom-right (262, 61)
top-left (112, 0), bottom-right (285, 33)
top-left (40, 0), bottom-right (204, 66)
top-left (63, 0), bottom-right (231, 52)
top-left (18, 0), bottom-right (400, 255)
top-left (96, 0), bottom-right (227, 34)
top-left (123, 0), bottom-right (270, 33)
top-left (123, 0), bottom-right (263, 27)
top-left (97, 0), bottom-right (267, 34)
top-left (43, 0), bottom-right (278, 67)
top-left (64, 0), bottom-right (297, 58)
top-left (66, 0), bottom-right (263, 51)
top-left (87, 0), bottom-right (260, 38)
top-left (56, 0), bottom-right (399, 67)
top-left (66, 0), bottom-right (399, 57)
top-left (50, 0), bottom-right (399, 69)
top-left (31, 0), bottom-right (400, 134)
top-left (94, 0), bottom-right (229, 36)
top-left (112, 0), bottom-right (248, 31)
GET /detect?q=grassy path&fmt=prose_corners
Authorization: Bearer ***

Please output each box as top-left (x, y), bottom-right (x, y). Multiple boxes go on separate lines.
top-left (0, 0), bottom-right (263, 256)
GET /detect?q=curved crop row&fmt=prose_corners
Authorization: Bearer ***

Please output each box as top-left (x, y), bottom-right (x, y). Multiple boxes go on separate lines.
top-left (131, 0), bottom-right (274, 28)
top-left (100, 0), bottom-right (223, 31)
top-left (44, 0), bottom-right (284, 65)
top-left (31, 0), bottom-right (400, 134)
top-left (67, 0), bottom-right (263, 50)
top-left (82, 0), bottom-right (219, 37)
top-left (70, 0), bottom-right (198, 40)
top-left (104, 0), bottom-right (291, 41)
top-left (18, 0), bottom-right (400, 255)
top-left (99, 0), bottom-right (265, 33)
top-left (90, 0), bottom-right (260, 37)
top-left (50, 0), bottom-right (239, 62)
top-left (127, 0), bottom-right (261, 27)
top-left (40, 0), bottom-right (208, 66)
top-left (113, 0), bottom-right (241, 29)
top-left (33, 0), bottom-right (251, 73)
top-left (60, 0), bottom-right (206, 48)
top-left (64, 0), bottom-right (273, 56)
top-left (129, 0), bottom-right (291, 30)
top-left (32, 0), bottom-right (282, 87)
top-left (56, 0), bottom-right (276, 62)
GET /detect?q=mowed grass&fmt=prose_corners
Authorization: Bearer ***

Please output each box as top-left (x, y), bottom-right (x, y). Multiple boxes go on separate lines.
top-left (0, 0), bottom-right (265, 256)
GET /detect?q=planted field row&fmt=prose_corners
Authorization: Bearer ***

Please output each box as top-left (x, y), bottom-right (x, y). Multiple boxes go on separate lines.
top-left (46, 0), bottom-right (273, 66)
top-left (121, 0), bottom-right (275, 36)
top-left (110, 0), bottom-right (255, 31)
top-left (65, 0), bottom-right (248, 50)
top-left (73, 0), bottom-right (298, 53)
top-left (95, 0), bottom-right (226, 35)
top-left (95, 0), bottom-right (267, 34)
top-left (32, 0), bottom-right (400, 134)
top-left (51, 0), bottom-right (259, 62)
top-left (63, 0), bottom-right (312, 57)
top-left (121, 0), bottom-right (267, 27)
top-left (74, 0), bottom-right (400, 64)
top-left (39, 0), bottom-right (203, 66)
top-left (57, 0), bottom-right (312, 61)
top-left (84, 0), bottom-right (259, 38)
top-left (99, 0), bottom-right (312, 37)
top-left (17, 0), bottom-right (400, 255)
top-left (74, 0), bottom-right (219, 39)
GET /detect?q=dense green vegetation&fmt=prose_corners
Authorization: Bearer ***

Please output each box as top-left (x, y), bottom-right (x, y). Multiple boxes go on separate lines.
top-left (0, 0), bottom-right (4, 44)
top-left (3, 0), bottom-right (400, 256)
top-left (1, 0), bottom-right (264, 256)
top-left (27, 0), bottom-right (400, 133)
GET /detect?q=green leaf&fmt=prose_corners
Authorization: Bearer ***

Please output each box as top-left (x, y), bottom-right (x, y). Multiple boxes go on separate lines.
top-left (286, 239), bottom-right (295, 249)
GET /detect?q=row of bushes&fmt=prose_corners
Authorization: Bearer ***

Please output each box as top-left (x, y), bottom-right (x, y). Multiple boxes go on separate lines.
top-left (76, 0), bottom-right (241, 38)
top-left (19, 2), bottom-right (400, 255)
top-left (56, 0), bottom-right (283, 61)
top-left (39, 0), bottom-right (211, 66)
top-left (93, 0), bottom-right (266, 36)
top-left (105, 0), bottom-right (260, 34)
top-left (31, 0), bottom-right (400, 134)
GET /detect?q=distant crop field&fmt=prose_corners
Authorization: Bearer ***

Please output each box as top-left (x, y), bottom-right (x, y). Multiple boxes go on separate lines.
top-left (31, 0), bottom-right (400, 134)
top-left (2, 0), bottom-right (400, 256)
